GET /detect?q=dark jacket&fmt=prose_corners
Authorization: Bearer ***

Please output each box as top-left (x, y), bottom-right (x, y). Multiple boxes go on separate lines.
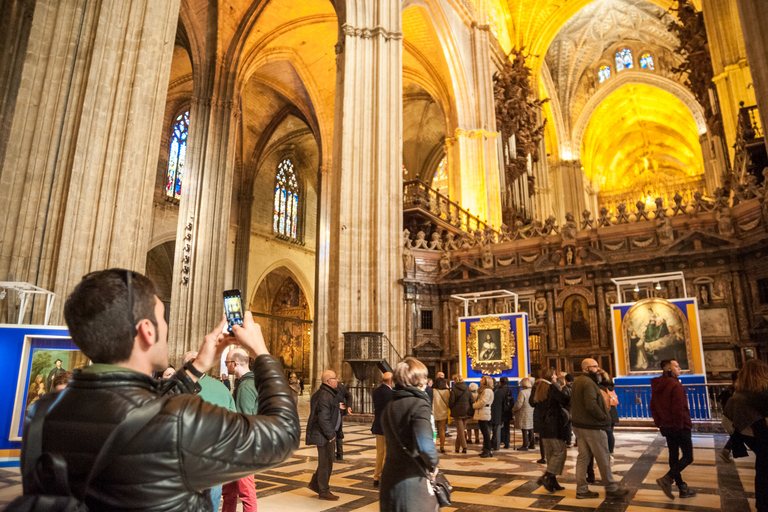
top-left (371, 383), bottom-right (394, 436)
top-left (22, 355), bottom-right (299, 512)
top-left (491, 384), bottom-right (507, 425)
top-left (599, 380), bottom-right (619, 426)
top-left (571, 372), bottom-right (611, 430)
top-left (306, 383), bottom-right (341, 445)
top-left (380, 386), bottom-right (439, 512)
top-left (650, 374), bottom-right (692, 431)
top-left (449, 381), bottom-right (473, 418)
top-left (336, 383), bottom-right (352, 416)
top-left (530, 381), bottom-right (570, 440)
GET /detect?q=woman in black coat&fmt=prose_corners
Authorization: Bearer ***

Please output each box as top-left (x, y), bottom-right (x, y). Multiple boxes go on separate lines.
top-left (380, 357), bottom-right (440, 512)
top-left (530, 367), bottom-right (570, 492)
top-left (449, 374), bottom-right (473, 454)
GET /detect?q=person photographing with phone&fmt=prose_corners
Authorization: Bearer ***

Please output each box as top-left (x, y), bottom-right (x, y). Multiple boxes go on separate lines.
top-left (14, 269), bottom-right (300, 511)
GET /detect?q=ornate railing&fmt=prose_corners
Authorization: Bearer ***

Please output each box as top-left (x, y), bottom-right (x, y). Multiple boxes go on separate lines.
top-left (403, 180), bottom-right (495, 234)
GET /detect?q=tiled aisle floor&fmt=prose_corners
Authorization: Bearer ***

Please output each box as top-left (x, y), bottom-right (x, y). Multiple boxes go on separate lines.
top-left (0, 395), bottom-right (757, 512)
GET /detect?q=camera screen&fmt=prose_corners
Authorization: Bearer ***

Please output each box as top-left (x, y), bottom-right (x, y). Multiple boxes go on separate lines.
top-left (224, 295), bottom-right (243, 331)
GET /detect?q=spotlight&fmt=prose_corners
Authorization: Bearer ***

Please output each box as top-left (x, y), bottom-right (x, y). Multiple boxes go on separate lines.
top-left (633, 284), bottom-right (640, 292)
top-left (0, 288), bottom-right (5, 300)
top-left (655, 282), bottom-right (662, 290)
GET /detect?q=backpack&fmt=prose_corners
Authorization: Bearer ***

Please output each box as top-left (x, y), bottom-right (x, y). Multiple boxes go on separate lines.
top-left (6, 390), bottom-right (167, 512)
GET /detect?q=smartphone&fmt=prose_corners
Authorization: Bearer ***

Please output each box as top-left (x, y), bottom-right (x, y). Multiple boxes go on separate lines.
top-left (223, 289), bottom-right (244, 334)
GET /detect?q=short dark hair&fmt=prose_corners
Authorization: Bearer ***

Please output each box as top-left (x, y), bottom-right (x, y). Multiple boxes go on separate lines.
top-left (54, 359), bottom-right (62, 364)
top-left (53, 371), bottom-right (72, 389)
top-left (660, 359), bottom-right (674, 370)
top-left (500, 377), bottom-right (509, 385)
top-left (64, 269), bottom-right (158, 364)
top-left (565, 373), bottom-right (574, 383)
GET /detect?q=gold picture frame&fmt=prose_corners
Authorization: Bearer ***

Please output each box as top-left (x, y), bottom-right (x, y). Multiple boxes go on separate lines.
top-left (467, 316), bottom-right (515, 375)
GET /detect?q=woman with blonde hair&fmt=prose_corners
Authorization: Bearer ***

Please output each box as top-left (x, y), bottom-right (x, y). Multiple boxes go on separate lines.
top-left (512, 377), bottom-right (535, 450)
top-left (380, 357), bottom-right (440, 512)
top-left (530, 367), bottom-right (570, 492)
top-left (472, 375), bottom-right (495, 458)
top-left (724, 359), bottom-right (768, 512)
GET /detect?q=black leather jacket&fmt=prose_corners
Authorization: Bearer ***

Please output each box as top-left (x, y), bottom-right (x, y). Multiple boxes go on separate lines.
top-left (23, 355), bottom-right (300, 511)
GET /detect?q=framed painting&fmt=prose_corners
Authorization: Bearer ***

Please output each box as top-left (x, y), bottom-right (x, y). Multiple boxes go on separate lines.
top-left (621, 298), bottom-right (693, 375)
top-left (564, 294), bottom-right (591, 346)
top-left (467, 316), bottom-right (514, 375)
top-left (10, 335), bottom-right (89, 441)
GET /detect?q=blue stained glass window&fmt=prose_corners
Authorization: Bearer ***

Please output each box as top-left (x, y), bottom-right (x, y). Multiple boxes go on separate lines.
top-left (615, 49), bottom-right (633, 72)
top-left (598, 65), bottom-right (611, 83)
top-left (165, 110), bottom-right (189, 200)
top-left (640, 53), bottom-right (654, 70)
top-left (273, 159), bottom-right (299, 239)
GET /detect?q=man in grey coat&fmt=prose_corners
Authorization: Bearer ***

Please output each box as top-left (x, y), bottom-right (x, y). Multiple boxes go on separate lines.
top-left (571, 358), bottom-right (628, 500)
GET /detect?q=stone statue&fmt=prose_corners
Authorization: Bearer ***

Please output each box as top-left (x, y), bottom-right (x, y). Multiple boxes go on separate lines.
top-left (444, 232), bottom-right (459, 251)
top-left (672, 191), bottom-right (685, 215)
top-left (544, 216), bottom-right (559, 235)
top-left (473, 228), bottom-right (485, 246)
top-left (635, 201), bottom-right (649, 221)
top-left (565, 246), bottom-right (575, 265)
top-left (689, 190), bottom-right (708, 217)
top-left (413, 230), bottom-right (429, 249)
top-left (562, 212), bottom-right (577, 241)
top-left (745, 175), bottom-right (761, 200)
top-left (403, 229), bottom-right (413, 249)
top-left (534, 296), bottom-right (547, 323)
top-left (484, 224), bottom-right (496, 244)
top-left (530, 219), bottom-right (544, 237)
top-left (598, 207), bottom-right (612, 227)
top-left (514, 220), bottom-right (528, 239)
top-left (656, 214), bottom-right (675, 245)
top-left (402, 245), bottom-right (415, 272)
top-left (458, 231), bottom-right (473, 249)
top-left (717, 205), bottom-right (735, 236)
top-left (428, 231), bottom-right (443, 251)
top-left (439, 249), bottom-right (452, 273)
top-left (581, 210), bottom-right (594, 229)
top-left (616, 203), bottom-right (630, 223)
top-left (499, 223), bottom-right (512, 242)
top-left (654, 197), bottom-right (666, 219)
top-left (481, 243), bottom-right (494, 269)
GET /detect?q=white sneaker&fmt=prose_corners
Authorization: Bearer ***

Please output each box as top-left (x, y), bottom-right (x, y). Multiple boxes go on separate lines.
top-left (610, 455), bottom-right (615, 463)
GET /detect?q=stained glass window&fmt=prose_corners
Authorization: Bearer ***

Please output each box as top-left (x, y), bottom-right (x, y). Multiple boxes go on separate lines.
top-left (615, 49), bottom-right (633, 72)
top-left (273, 158), bottom-right (299, 239)
top-left (165, 110), bottom-right (189, 200)
top-left (640, 53), bottom-right (654, 70)
top-left (598, 65), bottom-right (611, 83)
top-left (432, 156), bottom-right (449, 196)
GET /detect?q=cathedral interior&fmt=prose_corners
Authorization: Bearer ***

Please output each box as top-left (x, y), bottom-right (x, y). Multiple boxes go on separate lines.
top-left (1, 0), bottom-right (768, 390)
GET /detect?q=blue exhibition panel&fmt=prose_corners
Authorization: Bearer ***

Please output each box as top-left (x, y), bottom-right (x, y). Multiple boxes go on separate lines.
top-left (614, 374), bottom-right (710, 420)
top-left (0, 324), bottom-right (71, 467)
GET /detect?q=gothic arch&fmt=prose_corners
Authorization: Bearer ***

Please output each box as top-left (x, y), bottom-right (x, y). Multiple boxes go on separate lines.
top-left (571, 72), bottom-right (707, 160)
top-left (250, 259), bottom-right (315, 319)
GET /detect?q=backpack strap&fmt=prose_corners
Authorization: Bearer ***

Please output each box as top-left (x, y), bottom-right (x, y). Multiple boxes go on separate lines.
top-left (23, 390), bottom-right (169, 501)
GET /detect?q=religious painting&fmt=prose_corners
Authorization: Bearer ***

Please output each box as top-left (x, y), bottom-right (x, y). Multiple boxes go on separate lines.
top-left (12, 336), bottom-right (89, 440)
top-left (699, 308), bottom-right (731, 337)
top-left (267, 276), bottom-right (311, 377)
top-left (564, 295), bottom-right (591, 346)
top-left (274, 319), bottom-right (306, 370)
top-left (622, 298), bottom-right (692, 375)
top-left (467, 316), bottom-right (514, 375)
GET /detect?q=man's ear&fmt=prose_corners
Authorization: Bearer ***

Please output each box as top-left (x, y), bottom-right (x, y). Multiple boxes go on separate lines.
top-left (135, 319), bottom-right (156, 347)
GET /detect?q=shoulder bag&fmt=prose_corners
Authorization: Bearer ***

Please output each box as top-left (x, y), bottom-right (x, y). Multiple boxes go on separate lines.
top-left (385, 404), bottom-right (452, 507)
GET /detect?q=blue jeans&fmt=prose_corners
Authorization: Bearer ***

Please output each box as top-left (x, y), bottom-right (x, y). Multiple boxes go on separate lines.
top-left (210, 484), bottom-right (222, 511)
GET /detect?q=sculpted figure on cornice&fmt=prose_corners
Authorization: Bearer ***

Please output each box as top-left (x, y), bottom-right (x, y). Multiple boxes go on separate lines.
top-left (428, 231), bottom-right (443, 251)
top-left (562, 212), bottom-right (578, 241)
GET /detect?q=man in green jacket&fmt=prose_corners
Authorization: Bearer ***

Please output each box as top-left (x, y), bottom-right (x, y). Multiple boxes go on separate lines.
top-left (571, 358), bottom-right (628, 500)
top-left (183, 351), bottom-right (237, 511)
top-left (222, 348), bottom-right (259, 511)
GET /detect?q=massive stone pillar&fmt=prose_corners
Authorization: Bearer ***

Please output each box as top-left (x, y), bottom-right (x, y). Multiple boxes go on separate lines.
top-left (167, 85), bottom-right (238, 364)
top-left (735, 0), bottom-right (768, 156)
top-left (556, 160), bottom-right (588, 217)
top-left (447, 129), bottom-right (501, 226)
top-left (314, 0), bottom-right (404, 381)
top-left (0, 0), bottom-right (180, 323)
top-left (702, 0), bottom-right (757, 160)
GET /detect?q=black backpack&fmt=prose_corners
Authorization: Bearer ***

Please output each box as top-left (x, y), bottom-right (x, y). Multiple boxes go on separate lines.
top-left (6, 391), bottom-right (166, 511)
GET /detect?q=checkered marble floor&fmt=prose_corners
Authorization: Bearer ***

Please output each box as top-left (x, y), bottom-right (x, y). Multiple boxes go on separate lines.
top-left (0, 395), bottom-right (757, 512)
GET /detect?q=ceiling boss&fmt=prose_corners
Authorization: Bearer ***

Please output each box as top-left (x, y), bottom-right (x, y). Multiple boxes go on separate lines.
top-left (467, 316), bottom-right (515, 375)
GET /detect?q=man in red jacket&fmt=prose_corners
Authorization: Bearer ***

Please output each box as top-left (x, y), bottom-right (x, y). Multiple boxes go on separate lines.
top-left (650, 359), bottom-right (697, 500)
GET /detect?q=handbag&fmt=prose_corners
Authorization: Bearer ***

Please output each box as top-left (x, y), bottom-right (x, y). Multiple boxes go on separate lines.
top-left (385, 404), bottom-right (453, 507)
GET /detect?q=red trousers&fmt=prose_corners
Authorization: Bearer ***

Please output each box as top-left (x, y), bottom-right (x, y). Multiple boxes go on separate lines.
top-left (221, 475), bottom-right (257, 512)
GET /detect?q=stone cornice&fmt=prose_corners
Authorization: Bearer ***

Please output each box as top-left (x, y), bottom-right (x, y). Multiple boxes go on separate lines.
top-left (341, 23), bottom-right (402, 41)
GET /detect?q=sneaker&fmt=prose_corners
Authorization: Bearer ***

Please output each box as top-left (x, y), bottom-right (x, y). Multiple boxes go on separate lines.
top-left (656, 476), bottom-right (675, 500)
top-left (576, 491), bottom-right (599, 499)
top-left (719, 448), bottom-right (734, 464)
top-left (319, 492), bottom-right (340, 501)
top-left (678, 483), bottom-right (697, 498)
top-left (606, 488), bottom-right (629, 499)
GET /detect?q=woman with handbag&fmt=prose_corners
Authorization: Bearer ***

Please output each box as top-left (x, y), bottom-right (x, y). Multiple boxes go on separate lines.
top-left (529, 367), bottom-right (570, 492)
top-left (449, 374), bottom-right (473, 454)
top-left (433, 378), bottom-right (450, 454)
top-left (381, 357), bottom-right (443, 512)
top-left (723, 359), bottom-right (768, 512)
top-left (472, 376), bottom-right (495, 458)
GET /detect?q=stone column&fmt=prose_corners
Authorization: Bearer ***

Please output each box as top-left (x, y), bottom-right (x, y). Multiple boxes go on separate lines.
top-left (533, 136), bottom-right (553, 221)
top-left (167, 88), bottom-right (238, 364)
top-left (730, 270), bottom-right (750, 341)
top-left (546, 290), bottom-right (556, 351)
top-left (558, 160), bottom-right (587, 217)
top-left (0, 0), bottom-right (180, 323)
top-left (597, 285), bottom-right (608, 348)
top-left (447, 129), bottom-right (502, 226)
top-left (316, 0), bottom-right (404, 373)
top-left (736, 0), bottom-right (768, 156)
top-left (702, 0), bottom-right (758, 160)
top-left (232, 191), bottom-right (253, 298)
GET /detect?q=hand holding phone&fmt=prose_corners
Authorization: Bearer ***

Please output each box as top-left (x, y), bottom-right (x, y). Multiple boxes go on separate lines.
top-left (223, 289), bottom-right (244, 334)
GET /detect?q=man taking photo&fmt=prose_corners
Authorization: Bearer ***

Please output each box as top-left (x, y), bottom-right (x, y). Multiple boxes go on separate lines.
top-left (19, 269), bottom-right (300, 511)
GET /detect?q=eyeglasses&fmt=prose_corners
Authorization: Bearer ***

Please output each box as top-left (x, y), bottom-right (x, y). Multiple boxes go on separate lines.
top-left (587, 365), bottom-right (600, 369)
top-left (224, 360), bottom-right (236, 364)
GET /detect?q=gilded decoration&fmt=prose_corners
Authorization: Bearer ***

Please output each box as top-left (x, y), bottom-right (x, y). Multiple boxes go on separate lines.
top-left (467, 316), bottom-right (515, 375)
